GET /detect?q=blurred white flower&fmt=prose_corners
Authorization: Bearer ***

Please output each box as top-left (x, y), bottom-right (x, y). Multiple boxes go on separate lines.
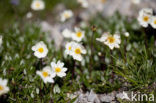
top-left (133, 42), bottom-right (138, 48)
top-left (32, 41), bottom-right (48, 58)
top-left (72, 27), bottom-right (85, 42)
top-left (96, 33), bottom-right (121, 50)
top-left (80, 21), bottom-right (88, 28)
top-left (71, 42), bottom-right (86, 61)
top-left (23, 69), bottom-right (27, 75)
top-left (139, 8), bottom-right (153, 15)
top-left (0, 78), bottom-right (9, 96)
top-left (105, 57), bottom-right (110, 64)
top-left (124, 32), bottom-right (129, 37)
top-left (0, 36), bottom-right (2, 46)
top-left (150, 16), bottom-right (156, 29)
top-left (77, 0), bottom-right (89, 8)
top-left (51, 61), bottom-right (67, 78)
top-left (36, 88), bottom-right (39, 94)
top-left (31, 92), bottom-right (34, 98)
top-left (36, 66), bottom-right (55, 83)
top-left (65, 41), bottom-right (76, 56)
top-left (62, 28), bottom-right (73, 38)
top-left (26, 12), bottom-right (33, 19)
top-left (126, 44), bottom-right (132, 51)
top-left (31, 0), bottom-right (45, 11)
top-left (98, 52), bottom-right (102, 56)
top-left (137, 8), bottom-right (153, 27)
top-left (3, 68), bottom-right (6, 76)
top-left (60, 10), bottom-right (73, 22)
top-left (131, 0), bottom-right (141, 4)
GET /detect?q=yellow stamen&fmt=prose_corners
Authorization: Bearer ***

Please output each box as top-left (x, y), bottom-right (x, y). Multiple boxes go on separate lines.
top-left (0, 85), bottom-right (4, 91)
top-left (107, 36), bottom-right (115, 44)
top-left (42, 71), bottom-right (48, 77)
top-left (36, 2), bottom-right (41, 8)
top-left (64, 13), bottom-right (70, 18)
top-left (143, 16), bottom-right (149, 22)
top-left (55, 67), bottom-right (61, 73)
top-left (154, 20), bottom-right (156, 24)
top-left (76, 32), bottom-right (82, 38)
top-left (38, 47), bottom-right (44, 53)
top-left (68, 46), bottom-right (72, 50)
top-left (75, 48), bottom-right (81, 54)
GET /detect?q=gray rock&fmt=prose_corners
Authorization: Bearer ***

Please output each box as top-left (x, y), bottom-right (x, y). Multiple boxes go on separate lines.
top-left (98, 92), bottom-right (116, 102)
top-left (74, 90), bottom-right (100, 103)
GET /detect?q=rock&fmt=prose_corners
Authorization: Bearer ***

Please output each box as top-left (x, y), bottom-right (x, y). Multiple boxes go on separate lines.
top-left (98, 91), bottom-right (116, 102)
top-left (87, 90), bottom-right (100, 103)
top-left (73, 90), bottom-right (100, 103)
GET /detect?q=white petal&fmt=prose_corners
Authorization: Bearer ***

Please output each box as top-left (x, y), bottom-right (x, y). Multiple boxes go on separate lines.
top-left (57, 72), bottom-right (66, 77)
top-left (62, 68), bottom-right (67, 72)
top-left (51, 72), bottom-right (56, 78)
top-left (51, 62), bottom-right (56, 68)
top-left (57, 61), bottom-right (64, 67)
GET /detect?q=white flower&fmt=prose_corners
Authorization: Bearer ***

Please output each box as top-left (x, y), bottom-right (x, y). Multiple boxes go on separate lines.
top-left (65, 41), bottom-right (76, 56)
top-left (131, 0), bottom-right (141, 4)
top-left (77, 0), bottom-right (89, 8)
top-left (72, 27), bottom-right (85, 42)
top-left (62, 28), bottom-right (73, 38)
top-left (51, 61), bottom-right (67, 78)
top-left (150, 16), bottom-right (156, 29)
top-left (60, 10), bottom-right (73, 22)
top-left (124, 32), bottom-right (129, 37)
top-left (96, 33), bottom-right (121, 50)
top-left (31, 0), bottom-right (45, 11)
top-left (36, 66), bottom-right (55, 83)
top-left (139, 8), bottom-right (153, 15)
top-left (32, 41), bottom-right (48, 58)
top-left (138, 8), bottom-right (153, 27)
top-left (0, 78), bottom-right (9, 96)
top-left (0, 36), bottom-right (2, 46)
top-left (71, 42), bottom-right (86, 61)
top-left (26, 12), bottom-right (33, 19)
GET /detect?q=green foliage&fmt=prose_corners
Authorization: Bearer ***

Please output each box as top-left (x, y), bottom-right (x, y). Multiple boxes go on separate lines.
top-left (0, 23), bottom-right (78, 102)
top-left (0, 11), bottom-right (156, 102)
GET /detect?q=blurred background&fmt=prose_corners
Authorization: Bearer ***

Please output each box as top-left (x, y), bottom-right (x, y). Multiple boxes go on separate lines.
top-left (0, 0), bottom-right (156, 30)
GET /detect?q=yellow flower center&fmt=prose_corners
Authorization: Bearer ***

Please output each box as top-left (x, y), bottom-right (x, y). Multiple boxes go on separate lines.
top-left (35, 2), bottom-right (41, 8)
top-left (55, 67), bottom-right (61, 73)
top-left (0, 85), bottom-right (4, 91)
top-left (101, 0), bottom-right (106, 3)
top-left (107, 36), bottom-right (115, 44)
top-left (42, 71), bottom-right (49, 77)
top-left (76, 32), bottom-right (82, 38)
top-left (143, 16), bottom-right (149, 22)
top-left (64, 13), bottom-right (70, 18)
top-left (68, 46), bottom-right (72, 50)
top-left (75, 48), bottom-right (81, 54)
top-left (154, 20), bottom-right (156, 24)
top-left (38, 47), bottom-right (44, 53)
